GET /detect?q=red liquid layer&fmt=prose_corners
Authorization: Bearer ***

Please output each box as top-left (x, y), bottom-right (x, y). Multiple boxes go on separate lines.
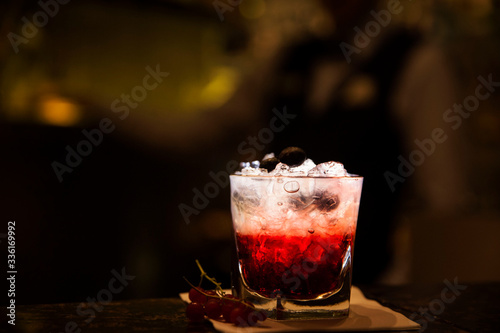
top-left (236, 232), bottom-right (353, 299)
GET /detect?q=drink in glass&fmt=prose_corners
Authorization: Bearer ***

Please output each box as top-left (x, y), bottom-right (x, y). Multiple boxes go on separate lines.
top-left (230, 159), bottom-right (363, 320)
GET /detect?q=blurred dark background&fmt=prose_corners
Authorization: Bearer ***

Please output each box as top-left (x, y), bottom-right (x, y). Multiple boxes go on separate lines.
top-left (1, 0), bottom-right (500, 306)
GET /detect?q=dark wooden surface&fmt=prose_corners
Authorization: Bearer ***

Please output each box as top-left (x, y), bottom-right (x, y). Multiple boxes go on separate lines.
top-left (11, 283), bottom-right (500, 333)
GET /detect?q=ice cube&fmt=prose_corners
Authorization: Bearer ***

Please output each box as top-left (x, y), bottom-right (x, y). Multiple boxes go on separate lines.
top-left (262, 152), bottom-right (275, 160)
top-left (289, 158), bottom-right (316, 175)
top-left (268, 162), bottom-right (290, 176)
top-left (289, 195), bottom-right (314, 211)
top-left (241, 166), bottom-right (265, 176)
top-left (313, 192), bottom-right (340, 211)
top-left (232, 189), bottom-right (260, 210)
top-left (308, 161), bottom-right (348, 177)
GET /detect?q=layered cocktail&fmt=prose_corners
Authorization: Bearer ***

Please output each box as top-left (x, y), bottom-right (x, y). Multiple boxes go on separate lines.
top-left (230, 149), bottom-right (363, 320)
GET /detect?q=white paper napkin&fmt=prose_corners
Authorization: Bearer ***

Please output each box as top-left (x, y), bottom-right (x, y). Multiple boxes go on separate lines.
top-left (180, 287), bottom-right (420, 332)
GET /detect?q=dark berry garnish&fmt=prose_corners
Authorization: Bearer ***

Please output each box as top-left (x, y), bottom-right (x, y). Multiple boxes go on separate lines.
top-left (184, 261), bottom-right (268, 327)
top-left (205, 298), bottom-right (222, 319)
top-left (186, 302), bottom-right (205, 323)
top-left (278, 147), bottom-right (306, 167)
top-left (230, 307), bottom-right (248, 326)
top-left (260, 157), bottom-right (280, 172)
top-left (222, 301), bottom-right (236, 322)
top-left (188, 287), bottom-right (207, 304)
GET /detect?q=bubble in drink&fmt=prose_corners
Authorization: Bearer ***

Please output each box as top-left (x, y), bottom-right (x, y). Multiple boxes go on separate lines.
top-left (284, 181), bottom-right (300, 193)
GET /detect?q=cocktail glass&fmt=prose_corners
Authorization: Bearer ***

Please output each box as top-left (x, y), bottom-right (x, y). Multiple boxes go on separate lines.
top-left (230, 174), bottom-right (363, 320)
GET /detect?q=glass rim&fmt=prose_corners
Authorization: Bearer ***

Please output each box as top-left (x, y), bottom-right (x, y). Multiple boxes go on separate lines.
top-left (230, 174), bottom-right (363, 179)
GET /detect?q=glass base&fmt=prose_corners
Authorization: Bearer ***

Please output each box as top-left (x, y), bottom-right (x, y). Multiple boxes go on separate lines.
top-left (233, 271), bottom-right (352, 321)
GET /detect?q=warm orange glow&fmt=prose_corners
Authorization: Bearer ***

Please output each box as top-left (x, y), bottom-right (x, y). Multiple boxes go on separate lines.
top-left (37, 95), bottom-right (81, 127)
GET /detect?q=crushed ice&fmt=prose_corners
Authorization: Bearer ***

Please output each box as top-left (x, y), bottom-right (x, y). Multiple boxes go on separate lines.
top-left (235, 156), bottom-right (352, 177)
top-left (307, 161), bottom-right (348, 177)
